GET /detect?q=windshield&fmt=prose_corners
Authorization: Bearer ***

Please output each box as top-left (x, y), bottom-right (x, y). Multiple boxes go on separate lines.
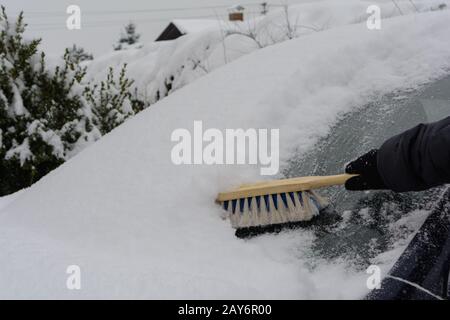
top-left (282, 75), bottom-right (450, 272)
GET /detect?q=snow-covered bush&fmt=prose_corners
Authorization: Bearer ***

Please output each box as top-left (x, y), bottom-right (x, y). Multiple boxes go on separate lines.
top-left (83, 64), bottom-right (145, 135)
top-left (66, 44), bottom-right (94, 63)
top-left (114, 22), bottom-right (141, 51)
top-left (0, 9), bottom-right (89, 195)
top-left (0, 8), bottom-right (144, 195)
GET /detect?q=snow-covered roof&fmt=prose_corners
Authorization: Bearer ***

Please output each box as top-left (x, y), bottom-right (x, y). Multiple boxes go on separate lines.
top-left (228, 5), bottom-right (245, 12)
top-left (172, 19), bottom-right (226, 34)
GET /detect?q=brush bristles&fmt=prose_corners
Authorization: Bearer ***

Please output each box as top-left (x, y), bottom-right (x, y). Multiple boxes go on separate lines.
top-left (222, 190), bottom-right (328, 229)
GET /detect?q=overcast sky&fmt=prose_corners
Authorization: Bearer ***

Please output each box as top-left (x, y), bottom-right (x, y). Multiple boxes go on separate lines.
top-left (2, 0), bottom-right (313, 58)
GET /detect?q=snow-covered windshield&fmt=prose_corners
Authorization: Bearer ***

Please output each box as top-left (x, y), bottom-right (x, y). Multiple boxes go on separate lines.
top-left (277, 75), bottom-right (450, 289)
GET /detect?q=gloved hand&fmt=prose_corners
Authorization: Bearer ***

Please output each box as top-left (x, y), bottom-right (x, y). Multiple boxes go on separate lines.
top-left (345, 149), bottom-right (387, 191)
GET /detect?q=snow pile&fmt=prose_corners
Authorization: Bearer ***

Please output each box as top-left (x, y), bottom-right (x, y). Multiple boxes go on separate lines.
top-left (0, 191), bottom-right (22, 212)
top-left (0, 7), bottom-right (450, 299)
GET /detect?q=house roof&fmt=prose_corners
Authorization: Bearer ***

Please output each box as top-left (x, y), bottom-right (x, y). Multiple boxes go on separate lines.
top-left (155, 18), bottom-right (240, 42)
top-left (171, 19), bottom-right (225, 34)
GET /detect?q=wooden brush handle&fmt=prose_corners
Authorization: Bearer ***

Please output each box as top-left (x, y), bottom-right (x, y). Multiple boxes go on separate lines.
top-left (294, 173), bottom-right (356, 189)
top-left (239, 174), bottom-right (356, 189)
top-left (217, 174), bottom-right (358, 202)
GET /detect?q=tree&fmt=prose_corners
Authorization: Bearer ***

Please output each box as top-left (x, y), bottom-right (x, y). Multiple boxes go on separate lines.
top-left (66, 44), bottom-right (94, 64)
top-left (114, 22), bottom-right (141, 51)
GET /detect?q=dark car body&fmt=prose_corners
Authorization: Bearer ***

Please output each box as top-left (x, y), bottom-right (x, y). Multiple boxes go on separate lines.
top-left (366, 188), bottom-right (450, 300)
top-left (286, 75), bottom-right (450, 300)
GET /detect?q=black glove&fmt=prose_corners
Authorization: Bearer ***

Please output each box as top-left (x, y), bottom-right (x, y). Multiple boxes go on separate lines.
top-left (345, 149), bottom-right (387, 191)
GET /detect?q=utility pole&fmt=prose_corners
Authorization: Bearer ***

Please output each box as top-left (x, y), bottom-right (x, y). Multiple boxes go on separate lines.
top-left (261, 2), bottom-right (268, 15)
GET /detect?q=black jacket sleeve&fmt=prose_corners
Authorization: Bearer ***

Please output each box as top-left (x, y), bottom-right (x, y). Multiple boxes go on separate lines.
top-left (377, 116), bottom-right (450, 192)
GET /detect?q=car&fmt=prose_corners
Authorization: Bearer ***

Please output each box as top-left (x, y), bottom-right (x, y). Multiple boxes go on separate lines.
top-left (284, 75), bottom-right (450, 300)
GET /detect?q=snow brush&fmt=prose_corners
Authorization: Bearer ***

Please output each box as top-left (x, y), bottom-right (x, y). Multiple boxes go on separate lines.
top-left (216, 174), bottom-right (356, 237)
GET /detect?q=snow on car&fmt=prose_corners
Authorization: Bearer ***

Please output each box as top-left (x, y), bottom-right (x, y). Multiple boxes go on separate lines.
top-left (0, 2), bottom-right (450, 299)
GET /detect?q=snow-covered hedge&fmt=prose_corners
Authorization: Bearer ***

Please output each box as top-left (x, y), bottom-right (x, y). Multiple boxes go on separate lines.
top-left (0, 8), bottom-right (145, 195)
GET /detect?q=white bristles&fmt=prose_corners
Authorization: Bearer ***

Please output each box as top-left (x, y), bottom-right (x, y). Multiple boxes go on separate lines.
top-left (292, 192), bottom-right (306, 222)
top-left (285, 192), bottom-right (298, 221)
top-left (258, 197), bottom-right (271, 226)
top-left (301, 192), bottom-right (314, 221)
top-left (239, 198), bottom-right (252, 228)
top-left (268, 195), bottom-right (281, 225)
top-left (309, 190), bottom-right (329, 208)
top-left (276, 194), bottom-right (289, 224)
top-left (249, 199), bottom-right (259, 227)
top-left (222, 191), bottom-right (328, 229)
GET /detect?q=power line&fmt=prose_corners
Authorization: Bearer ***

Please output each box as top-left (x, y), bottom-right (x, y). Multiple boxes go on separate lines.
top-left (31, 14), bottom-right (263, 31)
top-left (30, 14), bottom-right (232, 31)
top-left (27, 9), bottom-right (264, 31)
top-left (13, 3), bottom-right (264, 17)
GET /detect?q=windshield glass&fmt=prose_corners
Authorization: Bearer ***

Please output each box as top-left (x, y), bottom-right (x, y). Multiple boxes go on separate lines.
top-left (281, 75), bottom-right (450, 284)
